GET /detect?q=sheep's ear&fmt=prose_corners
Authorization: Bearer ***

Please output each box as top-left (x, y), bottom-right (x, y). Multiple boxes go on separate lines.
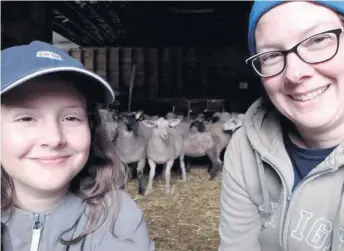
top-left (135, 110), bottom-right (143, 120)
top-left (142, 120), bottom-right (156, 128)
top-left (168, 118), bottom-right (182, 128)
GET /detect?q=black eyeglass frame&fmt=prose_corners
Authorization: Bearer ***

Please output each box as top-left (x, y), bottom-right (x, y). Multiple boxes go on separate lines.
top-left (245, 27), bottom-right (344, 78)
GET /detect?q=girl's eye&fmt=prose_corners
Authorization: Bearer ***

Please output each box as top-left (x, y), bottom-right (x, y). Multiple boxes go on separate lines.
top-left (16, 117), bottom-right (34, 122)
top-left (65, 117), bottom-right (82, 122)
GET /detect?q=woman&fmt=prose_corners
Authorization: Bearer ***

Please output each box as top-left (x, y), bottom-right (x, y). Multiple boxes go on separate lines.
top-left (1, 41), bottom-right (155, 251)
top-left (219, 1), bottom-right (344, 251)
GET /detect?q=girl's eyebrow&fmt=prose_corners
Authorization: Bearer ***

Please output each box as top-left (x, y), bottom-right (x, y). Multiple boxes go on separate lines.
top-left (62, 105), bottom-right (85, 109)
top-left (5, 105), bottom-right (37, 110)
top-left (5, 104), bottom-right (85, 111)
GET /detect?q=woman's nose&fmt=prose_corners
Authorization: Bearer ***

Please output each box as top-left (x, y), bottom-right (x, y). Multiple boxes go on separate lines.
top-left (284, 53), bottom-right (315, 84)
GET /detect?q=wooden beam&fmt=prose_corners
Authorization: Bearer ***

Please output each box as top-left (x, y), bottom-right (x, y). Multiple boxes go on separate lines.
top-left (109, 1), bottom-right (139, 45)
top-left (52, 21), bottom-right (88, 46)
top-left (94, 1), bottom-right (129, 44)
top-left (52, 8), bottom-right (101, 44)
top-left (53, 2), bottom-right (104, 44)
top-left (66, 1), bottom-right (115, 44)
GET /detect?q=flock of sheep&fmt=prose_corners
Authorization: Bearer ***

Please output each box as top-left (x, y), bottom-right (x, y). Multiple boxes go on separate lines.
top-left (99, 108), bottom-right (245, 196)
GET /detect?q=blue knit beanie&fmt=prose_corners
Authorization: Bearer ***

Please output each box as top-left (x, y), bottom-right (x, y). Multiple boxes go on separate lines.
top-left (248, 1), bottom-right (344, 55)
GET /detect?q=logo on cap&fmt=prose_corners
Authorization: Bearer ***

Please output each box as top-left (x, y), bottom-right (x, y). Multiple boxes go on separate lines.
top-left (36, 51), bottom-right (63, 61)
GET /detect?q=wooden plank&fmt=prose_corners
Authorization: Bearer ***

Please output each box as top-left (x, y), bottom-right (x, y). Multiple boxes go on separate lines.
top-left (183, 48), bottom-right (198, 98)
top-left (95, 48), bottom-right (107, 70)
top-left (202, 48), bottom-right (208, 97)
top-left (94, 48), bottom-right (107, 80)
top-left (133, 48), bottom-right (145, 88)
top-left (169, 47), bottom-right (179, 98)
top-left (69, 50), bottom-right (82, 62)
top-left (122, 47), bottom-right (132, 88)
top-left (176, 48), bottom-right (183, 97)
top-left (159, 48), bottom-right (171, 98)
top-left (146, 48), bottom-right (159, 100)
top-left (83, 48), bottom-right (95, 71)
top-left (108, 48), bottom-right (120, 91)
top-left (159, 48), bottom-right (179, 99)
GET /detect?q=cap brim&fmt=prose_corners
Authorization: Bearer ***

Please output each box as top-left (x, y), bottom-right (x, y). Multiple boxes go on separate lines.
top-left (1, 67), bottom-right (115, 104)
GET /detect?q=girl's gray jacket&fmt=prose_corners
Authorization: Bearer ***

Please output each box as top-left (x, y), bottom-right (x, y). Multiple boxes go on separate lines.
top-left (1, 190), bottom-right (155, 251)
top-left (219, 99), bottom-right (344, 251)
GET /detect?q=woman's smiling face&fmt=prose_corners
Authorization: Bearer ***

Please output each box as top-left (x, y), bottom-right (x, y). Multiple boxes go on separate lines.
top-left (255, 2), bottom-right (344, 133)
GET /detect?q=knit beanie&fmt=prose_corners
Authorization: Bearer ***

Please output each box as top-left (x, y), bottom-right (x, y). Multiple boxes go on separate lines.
top-left (248, 1), bottom-right (344, 55)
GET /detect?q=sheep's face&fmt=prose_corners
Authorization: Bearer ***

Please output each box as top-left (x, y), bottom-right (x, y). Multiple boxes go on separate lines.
top-left (99, 109), bottom-right (115, 122)
top-left (142, 117), bottom-right (181, 140)
top-left (165, 112), bottom-right (177, 120)
top-left (119, 111), bottom-right (142, 133)
top-left (223, 116), bottom-right (243, 132)
top-left (189, 120), bottom-right (206, 133)
top-left (196, 113), bottom-right (205, 123)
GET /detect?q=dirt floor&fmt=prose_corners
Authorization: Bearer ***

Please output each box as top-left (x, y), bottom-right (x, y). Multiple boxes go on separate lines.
top-left (125, 166), bottom-right (222, 251)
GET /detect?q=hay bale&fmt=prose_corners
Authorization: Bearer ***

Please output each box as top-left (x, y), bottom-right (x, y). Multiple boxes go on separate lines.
top-left (125, 166), bottom-right (221, 251)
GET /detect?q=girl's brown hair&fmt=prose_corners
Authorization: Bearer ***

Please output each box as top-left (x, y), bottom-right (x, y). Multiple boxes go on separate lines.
top-left (1, 74), bottom-right (129, 244)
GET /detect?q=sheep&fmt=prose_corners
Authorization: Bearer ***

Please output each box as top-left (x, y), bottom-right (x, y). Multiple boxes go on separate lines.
top-left (181, 113), bottom-right (243, 180)
top-left (98, 108), bottom-right (118, 142)
top-left (183, 120), bottom-right (222, 175)
top-left (141, 117), bottom-right (187, 195)
top-left (208, 113), bottom-right (243, 179)
top-left (99, 108), bottom-right (116, 122)
top-left (114, 111), bottom-right (149, 188)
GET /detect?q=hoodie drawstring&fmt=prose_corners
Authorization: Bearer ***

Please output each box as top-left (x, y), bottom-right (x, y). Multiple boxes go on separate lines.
top-left (331, 183), bottom-right (344, 251)
top-left (255, 152), bottom-right (273, 226)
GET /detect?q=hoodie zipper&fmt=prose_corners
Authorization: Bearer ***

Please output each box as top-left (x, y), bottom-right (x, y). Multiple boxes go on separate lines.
top-left (280, 169), bottom-right (335, 250)
top-left (30, 213), bottom-right (43, 251)
top-left (261, 156), bottom-right (336, 250)
top-left (261, 157), bottom-right (291, 246)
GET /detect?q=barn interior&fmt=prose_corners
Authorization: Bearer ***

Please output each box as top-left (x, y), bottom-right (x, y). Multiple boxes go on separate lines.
top-left (2, 2), bottom-right (261, 250)
top-left (2, 1), bottom-right (261, 116)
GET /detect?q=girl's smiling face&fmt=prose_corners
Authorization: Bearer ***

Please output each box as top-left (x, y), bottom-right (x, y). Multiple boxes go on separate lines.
top-left (1, 76), bottom-right (91, 200)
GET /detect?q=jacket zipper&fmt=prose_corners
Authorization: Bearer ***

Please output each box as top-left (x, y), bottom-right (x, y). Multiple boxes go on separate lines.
top-left (280, 169), bottom-right (335, 250)
top-left (30, 213), bottom-right (43, 251)
top-left (262, 156), bottom-right (290, 246)
top-left (263, 156), bottom-right (335, 250)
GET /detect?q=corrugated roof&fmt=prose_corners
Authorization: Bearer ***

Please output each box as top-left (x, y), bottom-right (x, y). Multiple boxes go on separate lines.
top-left (52, 1), bottom-right (252, 47)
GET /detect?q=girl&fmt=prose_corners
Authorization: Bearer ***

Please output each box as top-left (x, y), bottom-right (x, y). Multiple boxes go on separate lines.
top-left (219, 1), bottom-right (344, 251)
top-left (1, 41), bottom-right (155, 251)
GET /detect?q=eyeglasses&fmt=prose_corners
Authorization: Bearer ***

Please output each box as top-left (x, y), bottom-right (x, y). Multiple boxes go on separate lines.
top-left (245, 27), bottom-right (343, 78)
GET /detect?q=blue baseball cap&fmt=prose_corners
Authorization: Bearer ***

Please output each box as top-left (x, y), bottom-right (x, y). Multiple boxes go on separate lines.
top-left (1, 41), bottom-right (115, 104)
top-left (248, 1), bottom-right (344, 55)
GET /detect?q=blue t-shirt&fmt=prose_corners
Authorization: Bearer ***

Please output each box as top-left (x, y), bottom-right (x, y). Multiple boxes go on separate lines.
top-left (283, 133), bottom-right (336, 190)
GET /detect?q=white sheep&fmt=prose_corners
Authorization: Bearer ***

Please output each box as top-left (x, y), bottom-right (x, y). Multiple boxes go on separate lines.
top-left (208, 113), bottom-right (243, 179)
top-left (115, 111), bottom-right (148, 187)
top-left (98, 108), bottom-right (118, 142)
top-left (181, 113), bottom-right (243, 179)
top-left (141, 117), bottom-right (187, 195)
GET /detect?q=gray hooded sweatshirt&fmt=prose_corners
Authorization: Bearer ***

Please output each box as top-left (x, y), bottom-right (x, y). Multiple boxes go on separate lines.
top-left (219, 99), bottom-right (344, 251)
top-left (1, 190), bottom-right (155, 251)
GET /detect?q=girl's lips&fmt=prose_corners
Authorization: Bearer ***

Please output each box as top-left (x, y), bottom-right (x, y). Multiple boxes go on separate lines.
top-left (30, 156), bottom-right (70, 166)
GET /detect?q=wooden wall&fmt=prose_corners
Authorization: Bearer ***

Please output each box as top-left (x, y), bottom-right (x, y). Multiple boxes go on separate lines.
top-left (68, 47), bottom-right (262, 113)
